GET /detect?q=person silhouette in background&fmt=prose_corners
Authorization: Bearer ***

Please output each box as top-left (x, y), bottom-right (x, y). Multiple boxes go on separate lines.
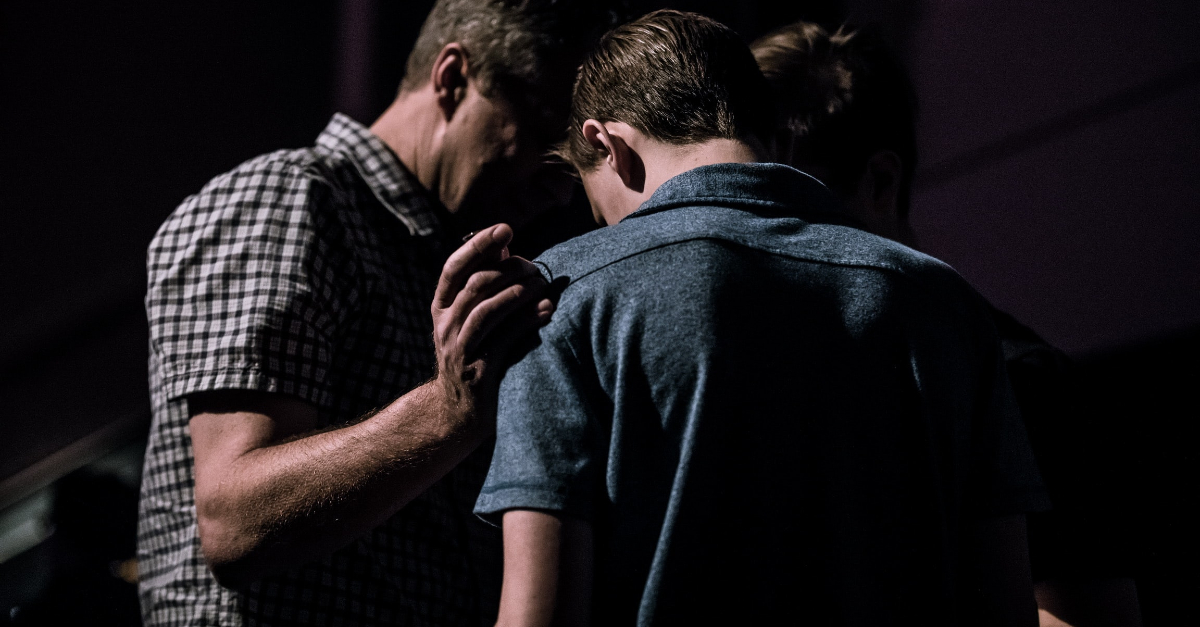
top-left (751, 20), bottom-right (1143, 627)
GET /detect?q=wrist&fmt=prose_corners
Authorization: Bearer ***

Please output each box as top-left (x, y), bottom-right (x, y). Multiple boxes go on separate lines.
top-left (415, 376), bottom-right (492, 444)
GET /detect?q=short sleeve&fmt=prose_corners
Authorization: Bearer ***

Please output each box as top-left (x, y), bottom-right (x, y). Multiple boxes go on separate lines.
top-left (474, 321), bottom-right (606, 526)
top-left (968, 316), bottom-right (1054, 517)
top-left (146, 159), bottom-right (354, 409)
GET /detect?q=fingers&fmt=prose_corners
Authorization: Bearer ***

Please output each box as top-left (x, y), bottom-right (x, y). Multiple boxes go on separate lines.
top-left (434, 224), bottom-right (514, 310)
top-left (460, 278), bottom-right (553, 359)
top-left (451, 256), bottom-right (548, 359)
top-left (431, 225), bottom-right (558, 392)
top-left (476, 296), bottom-right (555, 363)
top-left (452, 256), bottom-right (544, 316)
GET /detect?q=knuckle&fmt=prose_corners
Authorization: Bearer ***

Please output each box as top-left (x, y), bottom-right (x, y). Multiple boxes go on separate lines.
top-left (464, 272), bottom-right (489, 294)
top-left (442, 251), bottom-right (465, 275)
top-left (468, 234), bottom-right (495, 258)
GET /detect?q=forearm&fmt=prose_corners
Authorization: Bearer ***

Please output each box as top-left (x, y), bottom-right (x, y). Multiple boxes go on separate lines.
top-left (192, 224), bottom-right (553, 587)
top-left (195, 380), bottom-right (487, 586)
top-left (497, 510), bottom-right (592, 627)
top-left (497, 510), bottom-right (563, 627)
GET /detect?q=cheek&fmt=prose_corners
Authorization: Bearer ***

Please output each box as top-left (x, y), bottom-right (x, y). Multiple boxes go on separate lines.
top-left (477, 101), bottom-right (522, 159)
top-left (457, 97), bottom-right (516, 164)
top-left (481, 127), bottom-right (533, 183)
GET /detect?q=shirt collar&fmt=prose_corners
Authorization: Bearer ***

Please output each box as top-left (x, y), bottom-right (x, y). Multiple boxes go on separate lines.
top-left (315, 113), bottom-right (443, 237)
top-left (625, 162), bottom-right (850, 226)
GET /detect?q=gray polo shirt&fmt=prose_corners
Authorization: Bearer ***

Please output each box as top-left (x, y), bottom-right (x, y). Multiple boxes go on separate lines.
top-left (475, 163), bottom-right (1048, 626)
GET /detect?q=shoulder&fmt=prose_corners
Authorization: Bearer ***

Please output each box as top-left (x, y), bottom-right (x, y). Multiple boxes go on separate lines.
top-left (536, 205), bottom-right (968, 295)
top-left (178, 147), bottom-right (347, 217)
top-left (989, 305), bottom-right (1073, 373)
top-left (780, 221), bottom-right (997, 319)
top-left (146, 146), bottom-right (369, 295)
top-left (152, 146), bottom-right (362, 252)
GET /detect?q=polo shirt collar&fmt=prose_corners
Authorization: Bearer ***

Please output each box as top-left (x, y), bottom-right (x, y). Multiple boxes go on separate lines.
top-left (316, 113), bottom-right (442, 237)
top-left (627, 162), bottom-right (846, 225)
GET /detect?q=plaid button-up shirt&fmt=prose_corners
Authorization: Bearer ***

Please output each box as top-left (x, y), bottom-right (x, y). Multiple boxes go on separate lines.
top-left (137, 114), bottom-right (501, 627)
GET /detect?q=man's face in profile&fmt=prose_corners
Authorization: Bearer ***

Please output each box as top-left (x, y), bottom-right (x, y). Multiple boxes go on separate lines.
top-left (448, 88), bottom-right (575, 231)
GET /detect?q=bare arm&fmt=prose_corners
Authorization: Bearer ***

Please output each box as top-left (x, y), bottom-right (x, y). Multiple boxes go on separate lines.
top-left (190, 224), bottom-right (552, 588)
top-left (964, 514), bottom-right (1039, 627)
top-left (496, 510), bottom-right (593, 627)
top-left (190, 382), bottom-right (486, 587)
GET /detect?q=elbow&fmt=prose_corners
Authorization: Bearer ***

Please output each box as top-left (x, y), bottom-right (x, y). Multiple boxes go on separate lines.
top-left (195, 499), bottom-right (262, 590)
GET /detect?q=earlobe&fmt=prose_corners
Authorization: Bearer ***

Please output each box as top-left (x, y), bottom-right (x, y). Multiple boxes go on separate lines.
top-left (431, 43), bottom-right (469, 118)
top-left (866, 150), bottom-right (903, 216)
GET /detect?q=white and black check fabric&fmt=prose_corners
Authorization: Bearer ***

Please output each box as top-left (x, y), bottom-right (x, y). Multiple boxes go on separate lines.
top-left (137, 114), bottom-right (501, 627)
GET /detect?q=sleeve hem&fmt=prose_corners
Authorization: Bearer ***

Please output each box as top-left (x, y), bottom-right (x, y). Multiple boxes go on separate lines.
top-left (159, 366), bottom-right (334, 409)
top-left (474, 486), bottom-right (591, 527)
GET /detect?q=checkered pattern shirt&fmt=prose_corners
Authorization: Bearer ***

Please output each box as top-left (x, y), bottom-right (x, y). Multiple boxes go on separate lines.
top-left (137, 114), bottom-right (501, 627)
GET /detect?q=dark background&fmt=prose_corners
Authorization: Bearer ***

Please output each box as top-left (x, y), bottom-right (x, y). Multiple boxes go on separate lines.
top-left (0, 0), bottom-right (1197, 624)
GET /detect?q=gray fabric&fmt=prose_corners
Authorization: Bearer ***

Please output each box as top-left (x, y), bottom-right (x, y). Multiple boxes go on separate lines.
top-left (475, 163), bottom-right (1048, 626)
top-left (139, 114), bottom-right (500, 627)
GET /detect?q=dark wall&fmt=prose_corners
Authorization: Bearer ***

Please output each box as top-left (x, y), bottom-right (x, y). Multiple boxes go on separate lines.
top-left (905, 1), bottom-right (1200, 356)
top-left (0, 1), bottom-right (336, 496)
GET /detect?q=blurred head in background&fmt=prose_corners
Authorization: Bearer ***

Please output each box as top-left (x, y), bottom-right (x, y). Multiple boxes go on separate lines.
top-left (752, 21), bottom-right (919, 247)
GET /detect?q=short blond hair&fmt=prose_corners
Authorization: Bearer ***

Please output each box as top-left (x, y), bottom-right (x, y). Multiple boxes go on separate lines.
top-left (557, 10), bottom-right (774, 172)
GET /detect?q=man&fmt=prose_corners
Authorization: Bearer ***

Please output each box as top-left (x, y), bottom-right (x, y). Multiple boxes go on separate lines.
top-left (751, 21), bottom-right (1143, 626)
top-left (136, 1), bottom-right (613, 625)
top-left (474, 10), bottom-right (1048, 626)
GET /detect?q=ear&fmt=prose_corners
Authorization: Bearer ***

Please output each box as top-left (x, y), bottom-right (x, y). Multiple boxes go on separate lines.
top-left (430, 43), bottom-right (469, 120)
top-left (863, 150), bottom-right (903, 219)
top-left (581, 120), bottom-right (645, 193)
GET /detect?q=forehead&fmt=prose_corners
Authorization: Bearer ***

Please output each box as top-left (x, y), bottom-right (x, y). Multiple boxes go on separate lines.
top-left (488, 82), bottom-right (569, 147)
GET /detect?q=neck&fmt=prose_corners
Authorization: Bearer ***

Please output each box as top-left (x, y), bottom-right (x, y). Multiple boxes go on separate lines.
top-left (607, 137), bottom-right (764, 224)
top-left (654, 137), bottom-right (762, 185)
top-left (369, 91), bottom-right (443, 197)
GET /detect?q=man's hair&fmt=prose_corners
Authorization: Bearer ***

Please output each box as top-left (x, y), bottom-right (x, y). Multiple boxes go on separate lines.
top-left (401, 0), bottom-right (619, 139)
top-left (558, 9), bottom-right (774, 171)
top-left (751, 22), bottom-right (918, 215)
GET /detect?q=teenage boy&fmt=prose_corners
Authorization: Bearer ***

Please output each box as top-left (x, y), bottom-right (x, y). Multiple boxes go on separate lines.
top-left (475, 10), bottom-right (1048, 627)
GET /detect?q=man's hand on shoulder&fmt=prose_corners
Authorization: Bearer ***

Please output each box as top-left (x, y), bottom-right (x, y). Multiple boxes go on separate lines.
top-left (187, 223), bottom-right (555, 588)
top-left (432, 223), bottom-right (555, 418)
